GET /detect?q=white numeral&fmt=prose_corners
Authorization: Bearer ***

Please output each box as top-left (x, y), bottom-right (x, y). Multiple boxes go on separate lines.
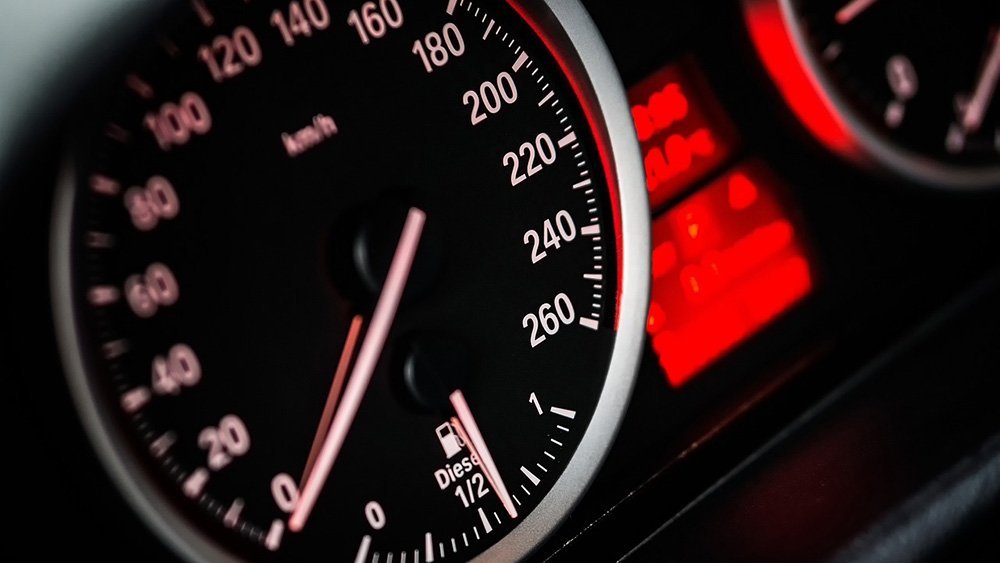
top-left (271, 473), bottom-right (300, 513)
top-left (365, 501), bottom-right (387, 529)
top-left (198, 415), bottom-right (251, 471)
top-left (198, 26), bottom-right (262, 83)
top-left (465, 71), bottom-right (518, 125)
top-left (524, 210), bottom-right (576, 264)
top-left (412, 23), bottom-right (464, 72)
top-left (454, 473), bottom-right (490, 508)
top-left (504, 133), bottom-right (556, 187)
top-left (125, 262), bottom-right (179, 318)
top-left (522, 293), bottom-right (576, 347)
top-left (151, 344), bottom-right (202, 396)
top-left (271, 0), bottom-right (331, 46)
top-left (124, 176), bottom-right (179, 232)
top-left (144, 92), bottom-right (211, 151)
top-left (347, 0), bottom-right (403, 45)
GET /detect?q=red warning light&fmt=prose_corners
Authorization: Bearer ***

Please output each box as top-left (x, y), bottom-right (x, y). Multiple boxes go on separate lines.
top-left (629, 58), bottom-right (738, 210)
top-left (647, 162), bottom-right (814, 387)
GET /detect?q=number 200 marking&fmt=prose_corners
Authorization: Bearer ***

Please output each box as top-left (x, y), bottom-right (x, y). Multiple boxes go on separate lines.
top-left (465, 71), bottom-right (518, 125)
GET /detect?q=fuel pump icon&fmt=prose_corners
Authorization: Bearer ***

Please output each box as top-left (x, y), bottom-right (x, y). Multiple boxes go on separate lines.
top-left (436, 421), bottom-right (465, 459)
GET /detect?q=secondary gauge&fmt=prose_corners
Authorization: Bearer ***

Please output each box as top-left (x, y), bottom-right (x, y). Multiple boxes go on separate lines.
top-left (52, 0), bottom-right (648, 561)
top-left (755, 0), bottom-right (1000, 188)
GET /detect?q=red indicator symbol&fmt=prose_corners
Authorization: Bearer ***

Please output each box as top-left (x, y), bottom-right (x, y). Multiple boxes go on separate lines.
top-left (628, 57), bottom-right (738, 210)
top-left (646, 163), bottom-right (814, 387)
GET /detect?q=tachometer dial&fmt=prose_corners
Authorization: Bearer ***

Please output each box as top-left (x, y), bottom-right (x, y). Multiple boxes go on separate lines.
top-left (52, 1), bottom-right (648, 561)
top-left (777, 0), bottom-right (1000, 187)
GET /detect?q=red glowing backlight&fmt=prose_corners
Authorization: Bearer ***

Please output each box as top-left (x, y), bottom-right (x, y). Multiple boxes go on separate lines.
top-left (647, 162), bottom-right (814, 387)
top-left (629, 57), bottom-right (738, 210)
top-left (743, 0), bottom-right (855, 155)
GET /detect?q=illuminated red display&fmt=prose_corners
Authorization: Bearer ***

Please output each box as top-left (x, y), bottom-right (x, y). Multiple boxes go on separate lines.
top-left (629, 57), bottom-right (738, 210)
top-left (646, 162), bottom-right (813, 387)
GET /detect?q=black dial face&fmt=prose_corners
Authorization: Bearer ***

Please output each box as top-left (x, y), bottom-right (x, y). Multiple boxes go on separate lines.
top-left (61, 0), bottom-right (636, 560)
top-left (791, 0), bottom-right (999, 169)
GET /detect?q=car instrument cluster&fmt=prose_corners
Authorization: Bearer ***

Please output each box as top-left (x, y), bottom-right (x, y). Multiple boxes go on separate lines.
top-left (1, 0), bottom-right (999, 561)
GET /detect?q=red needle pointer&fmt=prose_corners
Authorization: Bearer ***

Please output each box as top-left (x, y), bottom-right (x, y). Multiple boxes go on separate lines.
top-left (449, 389), bottom-right (519, 519)
top-left (290, 207), bottom-right (426, 532)
top-left (300, 314), bottom-right (364, 486)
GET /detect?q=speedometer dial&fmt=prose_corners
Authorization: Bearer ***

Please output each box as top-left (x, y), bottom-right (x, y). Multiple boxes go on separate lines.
top-left (53, 0), bottom-right (647, 561)
top-left (779, 0), bottom-right (1000, 187)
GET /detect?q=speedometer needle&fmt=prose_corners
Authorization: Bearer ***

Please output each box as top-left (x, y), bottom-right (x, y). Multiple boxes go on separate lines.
top-left (449, 389), bottom-right (519, 519)
top-left (289, 207), bottom-right (426, 532)
top-left (962, 31), bottom-right (1000, 133)
top-left (300, 314), bottom-right (364, 487)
